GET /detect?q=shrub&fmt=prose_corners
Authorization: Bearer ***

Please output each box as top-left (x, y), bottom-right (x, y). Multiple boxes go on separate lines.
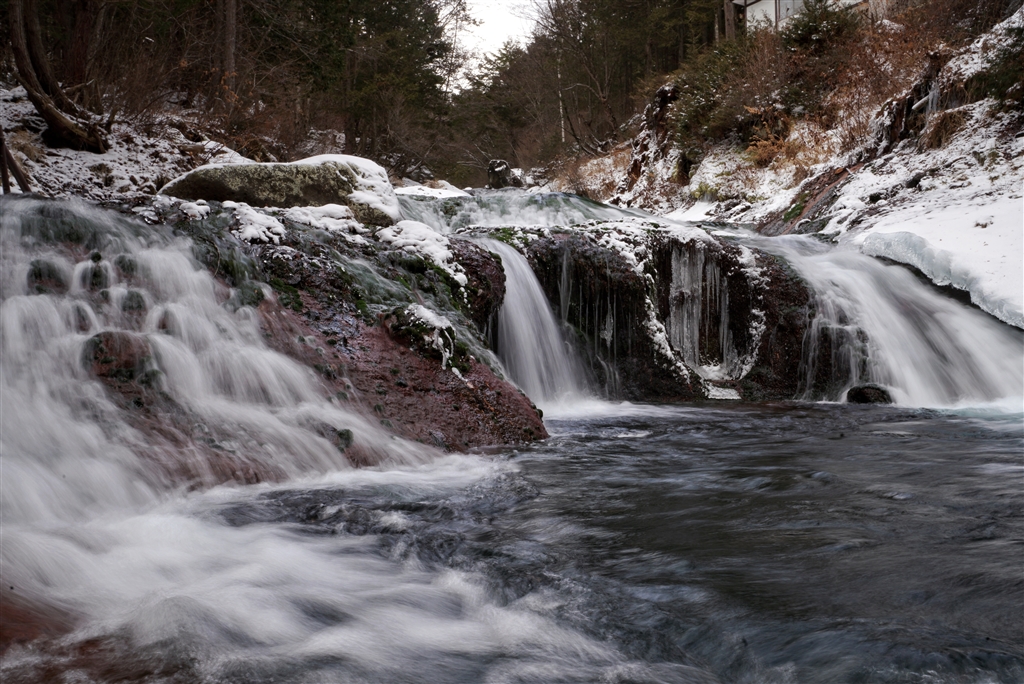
top-left (672, 28), bottom-right (787, 168)
top-left (780, 0), bottom-right (863, 114)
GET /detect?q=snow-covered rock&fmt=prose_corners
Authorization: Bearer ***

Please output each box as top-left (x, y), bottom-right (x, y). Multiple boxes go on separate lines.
top-left (394, 184), bottom-right (471, 199)
top-left (375, 220), bottom-right (469, 287)
top-left (160, 154), bottom-right (400, 226)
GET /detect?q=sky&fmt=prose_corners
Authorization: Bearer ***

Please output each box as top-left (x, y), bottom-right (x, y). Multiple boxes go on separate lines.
top-left (461, 1), bottom-right (535, 64)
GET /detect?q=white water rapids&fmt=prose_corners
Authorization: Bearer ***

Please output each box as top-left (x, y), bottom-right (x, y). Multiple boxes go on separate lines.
top-left (1, 199), bottom-right (568, 676)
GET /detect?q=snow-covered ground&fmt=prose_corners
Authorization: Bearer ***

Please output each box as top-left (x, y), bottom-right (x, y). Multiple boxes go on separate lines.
top-left (0, 87), bottom-right (250, 201)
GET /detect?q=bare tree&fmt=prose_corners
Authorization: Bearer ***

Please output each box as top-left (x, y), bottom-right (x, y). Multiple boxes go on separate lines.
top-left (9, 0), bottom-right (108, 152)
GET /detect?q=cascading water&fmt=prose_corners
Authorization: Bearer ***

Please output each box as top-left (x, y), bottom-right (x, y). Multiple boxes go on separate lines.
top-left (749, 234), bottom-right (1023, 406)
top-left (478, 238), bottom-right (590, 409)
top-left (398, 189), bottom-right (653, 233)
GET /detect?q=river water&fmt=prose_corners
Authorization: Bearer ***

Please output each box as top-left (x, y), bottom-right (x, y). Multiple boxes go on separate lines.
top-left (2, 195), bottom-right (1022, 682)
top-left (9, 402), bottom-right (1020, 683)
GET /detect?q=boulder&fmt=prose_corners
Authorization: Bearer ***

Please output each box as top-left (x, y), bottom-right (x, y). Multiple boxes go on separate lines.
top-left (846, 384), bottom-right (894, 404)
top-left (487, 159), bottom-right (523, 189)
top-left (160, 155), bottom-right (399, 226)
top-left (82, 331), bottom-right (153, 383)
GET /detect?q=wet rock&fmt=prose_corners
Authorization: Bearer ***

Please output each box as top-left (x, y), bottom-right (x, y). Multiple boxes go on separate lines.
top-left (113, 254), bottom-right (137, 279)
top-left (527, 232), bottom-right (697, 401)
top-left (27, 259), bottom-right (67, 294)
top-left (160, 158), bottom-right (396, 226)
top-left (846, 384), bottom-right (893, 404)
top-left (487, 160), bottom-right (520, 189)
top-left (121, 290), bottom-right (146, 313)
top-left (82, 331), bottom-right (153, 382)
top-left (738, 254), bottom-right (813, 401)
top-left (449, 238), bottom-right (505, 335)
top-left (82, 262), bottom-right (109, 291)
top-left (259, 301), bottom-right (547, 449)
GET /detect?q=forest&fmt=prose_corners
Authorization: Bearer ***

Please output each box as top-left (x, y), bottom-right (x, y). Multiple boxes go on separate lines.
top-left (3, 0), bottom-right (1022, 185)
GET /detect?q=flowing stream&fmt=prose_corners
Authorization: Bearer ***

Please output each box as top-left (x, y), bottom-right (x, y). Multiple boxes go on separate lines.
top-left (1, 194), bottom-right (1022, 683)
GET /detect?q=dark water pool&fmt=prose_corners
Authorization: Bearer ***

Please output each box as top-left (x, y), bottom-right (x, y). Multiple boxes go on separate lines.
top-left (217, 402), bottom-right (1024, 683)
top-left (508, 403), bottom-right (1024, 683)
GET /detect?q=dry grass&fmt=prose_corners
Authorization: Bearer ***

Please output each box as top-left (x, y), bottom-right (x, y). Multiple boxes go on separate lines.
top-left (919, 108), bottom-right (969, 148)
top-left (9, 130), bottom-right (46, 163)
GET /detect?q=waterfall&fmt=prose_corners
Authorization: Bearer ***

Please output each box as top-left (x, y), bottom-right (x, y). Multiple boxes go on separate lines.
top-left (0, 198), bottom-right (430, 644)
top-left (760, 236), bottom-right (1023, 406)
top-left (478, 239), bottom-right (590, 409)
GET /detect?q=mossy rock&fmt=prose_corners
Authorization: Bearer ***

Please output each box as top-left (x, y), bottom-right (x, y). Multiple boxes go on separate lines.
top-left (160, 160), bottom-right (395, 226)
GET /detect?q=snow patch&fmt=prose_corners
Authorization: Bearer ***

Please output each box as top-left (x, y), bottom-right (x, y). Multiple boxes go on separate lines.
top-left (226, 203), bottom-right (287, 244)
top-left (294, 154), bottom-right (402, 222)
top-left (705, 385), bottom-right (741, 400)
top-left (405, 304), bottom-right (463, 377)
top-left (179, 202), bottom-right (210, 220)
top-left (395, 185), bottom-right (471, 199)
top-left (376, 221), bottom-right (468, 287)
top-left (284, 204), bottom-right (368, 245)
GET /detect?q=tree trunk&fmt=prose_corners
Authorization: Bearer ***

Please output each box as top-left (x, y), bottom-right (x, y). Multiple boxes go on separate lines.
top-left (724, 0), bottom-right (737, 41)
top-left (1, 134), bottom-right (11, 194)
top-left (224, 0), bottom-right (237, 94)
top-left (64, 0), bottom-right (99, 89)
top-left (24, 0), bottom-right (87, 118)
top-left (9, 0), bottom-right (108, 153)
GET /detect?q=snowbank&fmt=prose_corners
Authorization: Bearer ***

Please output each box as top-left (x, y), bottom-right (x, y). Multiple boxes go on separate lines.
top-left (854, 191), bottom-right (1023, 328)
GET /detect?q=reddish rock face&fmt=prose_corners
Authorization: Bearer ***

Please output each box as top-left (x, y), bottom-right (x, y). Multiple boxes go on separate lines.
top-left (257, 297), bottom-right (547, 453)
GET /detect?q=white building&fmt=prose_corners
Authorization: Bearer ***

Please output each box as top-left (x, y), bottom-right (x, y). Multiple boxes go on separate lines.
top-left (733, 0), bottom-right (867, 29)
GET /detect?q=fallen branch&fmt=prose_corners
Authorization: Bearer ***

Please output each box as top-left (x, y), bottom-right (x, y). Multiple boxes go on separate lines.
top-left (1, 132), bottom-right (33, 192)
